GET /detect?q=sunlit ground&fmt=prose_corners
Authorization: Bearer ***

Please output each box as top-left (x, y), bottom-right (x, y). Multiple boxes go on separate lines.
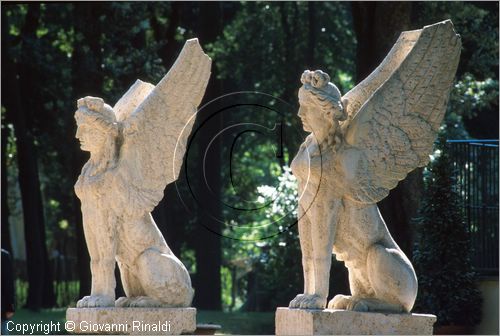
top-left (7, 308), bottom-right (275, 335)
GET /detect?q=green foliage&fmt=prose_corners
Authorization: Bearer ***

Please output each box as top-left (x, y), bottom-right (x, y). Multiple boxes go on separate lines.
top-left (215, 166), bottom-right (302, 311)
top-left (413, 2), bottom-right (499, 139)
top-left (208, 2), bottom-right (356, 135)
top-left (413, 139), bottom-right (482, 326)
top-left (450, 74), bottom-right (498, 139)
top-left (445, 74), bottom-right (499, 139)
top-left (207, 2), bottom-right (356, 311)
top-left (252, 168), bottom-right (302, 309)
top-left (15, 280), bottom-right (79, 310)
top-left (99, 3), bottom-right (168, 100)
top-left (413, 2), bottom-right (498, 79)
top-left (220, 266), bottom-right (233, 309)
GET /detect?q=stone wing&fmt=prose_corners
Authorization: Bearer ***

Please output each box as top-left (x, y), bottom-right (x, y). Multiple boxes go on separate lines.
top-left (115, 38), bottom-right (211, 215)
top-left (341, 20), bottom-right (461, 204)
top-left (340, 28), bottom-right (421, 127)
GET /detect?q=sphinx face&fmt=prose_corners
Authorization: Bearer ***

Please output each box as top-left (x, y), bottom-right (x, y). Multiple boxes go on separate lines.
top-left (297, 103), bottom-right (312, 132)
top-left (298, 86), bottom-right (331, 135)
top-left (298, 100), bottom-right (330, 135)
top-left (75, 122), bottom-right (107, 154)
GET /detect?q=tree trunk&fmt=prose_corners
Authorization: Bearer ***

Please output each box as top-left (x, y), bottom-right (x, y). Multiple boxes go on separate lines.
top-left (279, 2), bottom-right (294, 103)
top-left (2, 4), bottom-right (56, 309)
top-left (1, 120), bottom-right (13, 255)
top-left (307, 2), bottom-right (317, 68)
top-left (71, 3), bottom-right (105, 298)
top-left (1, 45), bottom-right (12, 254)
top-left (191, 2), bottom-right (224, 310)
top-left (351, 2), bottom-right (421, 257)
top-left (352, 2), bottom-right (413, 81)
top-left (151, 2), bottom-right (182, 68)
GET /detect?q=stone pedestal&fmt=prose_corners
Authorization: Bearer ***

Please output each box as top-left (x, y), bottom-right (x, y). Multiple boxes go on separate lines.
top-left (275, 308), bottom-right (437, 335)
top-left (66, 307), bottom-right (196, 335)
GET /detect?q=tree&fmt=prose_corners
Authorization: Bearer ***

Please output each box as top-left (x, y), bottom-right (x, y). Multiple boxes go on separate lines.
top-left (70, 2), bottom-right (105, 298)
top-left (2, 3), bottom-right (55, 309)
top-left (190, 2), bottom-right (225, 311)
top-left (207, 2), bottom-right (356, 310)
top-left (412, 2), bottom-right (499, 140)
top-left (1, 117), bottom-right (13, 255)
top-left (1, 108), bottom-right (13, 254)
top-left (413, 138), bottom-right (482, 327)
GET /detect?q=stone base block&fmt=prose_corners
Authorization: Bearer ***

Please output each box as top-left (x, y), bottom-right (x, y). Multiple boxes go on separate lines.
top-left (275, 308), bottom-right (437, 335)
top-left (66, 307), bottom-right (196, 335)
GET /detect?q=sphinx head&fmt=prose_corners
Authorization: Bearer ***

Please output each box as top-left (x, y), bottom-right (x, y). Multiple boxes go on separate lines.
top-left (74, 97), bottom-right (119, 157)
top-left (298, 70), bottom-right (347, 133)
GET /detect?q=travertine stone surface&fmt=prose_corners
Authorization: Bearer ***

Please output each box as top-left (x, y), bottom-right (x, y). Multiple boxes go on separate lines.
top-left (289, 20), bottom-right (461, 312)
top-left (275, 308), bottom-right (437, 335)
top-left (66, 307), bottom-right (196, 335)
top-left (73, 38), bottom-right (211, 308)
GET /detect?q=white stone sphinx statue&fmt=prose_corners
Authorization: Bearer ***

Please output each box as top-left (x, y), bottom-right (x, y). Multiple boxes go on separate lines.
top-left (288, 20), bottom-right (461, 313)
top-left (74, 38), bottom-right (211, 308)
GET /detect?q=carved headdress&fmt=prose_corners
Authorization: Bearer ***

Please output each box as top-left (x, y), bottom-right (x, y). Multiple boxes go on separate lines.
top-left (300, 69), bottom-right (347, 122)
top-left (75, 97), bottom-right (118, 136)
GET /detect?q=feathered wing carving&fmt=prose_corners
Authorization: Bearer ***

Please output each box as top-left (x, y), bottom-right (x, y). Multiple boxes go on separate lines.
top-left (341, 20), bottom-right (461, 204)
top-left (341, 29), bottom-right (421, 124)
top-left (114, 38), bottom-right (212, 216)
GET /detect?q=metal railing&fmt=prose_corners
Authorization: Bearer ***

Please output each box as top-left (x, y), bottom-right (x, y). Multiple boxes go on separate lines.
top-left (447, 140), bottom-right (499, 275)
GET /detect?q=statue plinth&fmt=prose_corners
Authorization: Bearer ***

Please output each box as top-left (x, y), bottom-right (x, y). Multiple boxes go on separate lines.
top-left (275, 308), bottom-right (436, 335)
top-left (66, 307), bottom-right (196, 335)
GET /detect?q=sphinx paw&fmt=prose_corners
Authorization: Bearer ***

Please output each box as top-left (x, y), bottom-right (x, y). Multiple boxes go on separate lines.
top-left (289, 294), bottom-right (326, 309)
top-left (116, 296), bottom-right (165, 307)
top-left (328, 294), bottom-right (352, 310)
top-left (77, 295), bottom-right (115, 308)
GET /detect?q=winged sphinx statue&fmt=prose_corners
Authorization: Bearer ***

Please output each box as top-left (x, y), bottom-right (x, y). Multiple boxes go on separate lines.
top-left (289, 20), bottom-right (461, 312)
top-left (74, 39), bottom-right (211, 308)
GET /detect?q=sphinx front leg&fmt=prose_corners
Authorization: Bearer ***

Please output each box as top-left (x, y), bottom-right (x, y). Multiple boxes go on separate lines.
top-left (311, 201), bottom-right (342, 309)
top-left (77, 222), bottom-right (116, 308)
top-left (307, 244), bottom-right (333, 309)
top-left (289, 209), bottom-right (316, 308)
top-left (77, 258), bottom-right (116, 307)
top-left (294, 203), bottom-right (337, 309)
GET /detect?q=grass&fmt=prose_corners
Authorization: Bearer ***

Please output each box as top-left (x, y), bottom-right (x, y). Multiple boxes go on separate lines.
top-left (6, 308), bottom-right (274, 335)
